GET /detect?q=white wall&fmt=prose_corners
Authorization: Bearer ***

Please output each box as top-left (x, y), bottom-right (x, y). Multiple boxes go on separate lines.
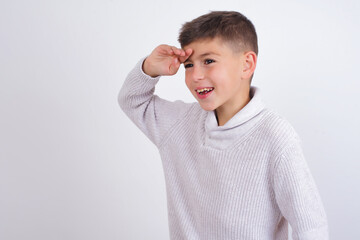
top-left (1, 0), bottom-right (359, 239)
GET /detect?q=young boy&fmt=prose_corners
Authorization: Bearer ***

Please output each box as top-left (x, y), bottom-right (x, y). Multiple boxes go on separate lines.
top-left (118, 11), bottom-right (328, 240)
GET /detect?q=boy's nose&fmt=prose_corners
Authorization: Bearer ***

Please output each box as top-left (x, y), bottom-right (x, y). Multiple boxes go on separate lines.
top-left (191, 66), bottom-right (205, 81)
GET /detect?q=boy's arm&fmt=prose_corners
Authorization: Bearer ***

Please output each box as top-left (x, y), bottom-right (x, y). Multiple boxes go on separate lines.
top-left (118, 46), bottom-right (193, 147)
top-left (273, 139), bottom-right (329, 240)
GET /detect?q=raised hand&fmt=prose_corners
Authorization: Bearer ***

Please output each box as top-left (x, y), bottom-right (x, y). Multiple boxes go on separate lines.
top-left (142, 44), bottom-right (193, 78)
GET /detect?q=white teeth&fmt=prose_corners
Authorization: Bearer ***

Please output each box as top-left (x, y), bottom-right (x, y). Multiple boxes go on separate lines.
top-left (196, 88), bottom-right (214, 93)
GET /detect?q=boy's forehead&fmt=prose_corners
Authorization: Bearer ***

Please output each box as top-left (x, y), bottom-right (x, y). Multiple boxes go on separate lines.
top-left (183, 39), bottom-right (223, 59)
top-left (183, 38), bottom-right (230, 62)
top-left (184, 37), bottom-right (222, 50)
top-left (184, 51), bottom-right (220, 63)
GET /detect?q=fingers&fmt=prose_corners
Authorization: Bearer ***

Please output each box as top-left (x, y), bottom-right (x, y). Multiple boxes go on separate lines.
top-left (167, 46), bottom-right (192, 68)
top-left (179, 48), bottom-right (193, 63)
top-left (168, 46), bottom-right (186, 57)
top-left (158, 44), bottom-right (192, 61)
top-left (169, 57), bottom-right (181, 74)
top-left (170, 48), bottom-right (192, 74)
top-left (155, 44), bottom-right (193, 75)
top-left (169, 47), bottom-right (192, 62)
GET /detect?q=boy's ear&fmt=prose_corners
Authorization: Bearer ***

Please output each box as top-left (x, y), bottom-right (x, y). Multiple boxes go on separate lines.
top-left (242, 51), bottom-right (257, 79)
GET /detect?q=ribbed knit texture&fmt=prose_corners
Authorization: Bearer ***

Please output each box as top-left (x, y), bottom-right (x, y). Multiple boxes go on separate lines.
top-left (118, 58), bottom-right (329, 240)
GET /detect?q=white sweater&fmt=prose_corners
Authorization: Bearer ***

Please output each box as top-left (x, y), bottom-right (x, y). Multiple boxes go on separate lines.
top-left (118, 58), bottom-right (329, 240)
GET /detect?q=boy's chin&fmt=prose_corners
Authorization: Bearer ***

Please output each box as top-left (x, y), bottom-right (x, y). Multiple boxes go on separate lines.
top-left (198, 103), bottom-right (216, 112)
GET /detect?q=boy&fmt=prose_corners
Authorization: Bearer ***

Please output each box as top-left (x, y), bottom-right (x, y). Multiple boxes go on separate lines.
top-left (118, 11), bottom-right (328, 240)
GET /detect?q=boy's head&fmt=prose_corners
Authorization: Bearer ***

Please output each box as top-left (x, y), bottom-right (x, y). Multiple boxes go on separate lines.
top-left (178, 11), bottom-right (258, 116)
top-left (178, 11), bottom-right (258, 59)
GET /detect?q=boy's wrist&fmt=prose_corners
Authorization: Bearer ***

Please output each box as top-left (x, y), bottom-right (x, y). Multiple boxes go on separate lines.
top-left (142, 58), bottom-right (159, 78)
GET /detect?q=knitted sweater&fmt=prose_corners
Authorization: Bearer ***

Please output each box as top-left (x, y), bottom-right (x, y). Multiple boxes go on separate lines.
top-left (118, 58), bottom-right (329, 240)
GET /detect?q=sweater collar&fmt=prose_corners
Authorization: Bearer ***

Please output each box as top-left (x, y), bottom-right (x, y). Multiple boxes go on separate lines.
top-left (204, 86), bottom-right (266, 148)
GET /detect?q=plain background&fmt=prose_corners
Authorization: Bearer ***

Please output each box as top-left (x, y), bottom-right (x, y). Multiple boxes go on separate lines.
top-left (1, 0), bottom-right (359, 239)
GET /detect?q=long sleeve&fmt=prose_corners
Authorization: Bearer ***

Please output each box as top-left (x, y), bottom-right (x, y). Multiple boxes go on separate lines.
top-left (273, 138), bottom-right (329, 240)
top-left (118, 57), bottom-right (193, 147)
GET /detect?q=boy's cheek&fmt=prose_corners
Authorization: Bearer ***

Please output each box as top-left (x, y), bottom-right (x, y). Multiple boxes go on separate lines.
top-left (185, 77), bottom-right (191, 89)
top-left (185, 80), bottom-right (196, 97)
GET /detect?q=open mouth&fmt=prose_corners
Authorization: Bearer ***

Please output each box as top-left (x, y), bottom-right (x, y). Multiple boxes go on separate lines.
top-left (196, 87), bottom-right (214, 95)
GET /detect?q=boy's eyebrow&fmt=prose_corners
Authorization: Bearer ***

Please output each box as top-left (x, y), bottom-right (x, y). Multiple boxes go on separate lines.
top-left (184, 52), bottom-right (220, 63)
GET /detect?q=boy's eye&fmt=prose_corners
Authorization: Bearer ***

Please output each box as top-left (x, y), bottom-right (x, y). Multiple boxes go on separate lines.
top-left (204, 59), bottom-right (215, 65)
top-left (184, 63), bottom-right (193, 68)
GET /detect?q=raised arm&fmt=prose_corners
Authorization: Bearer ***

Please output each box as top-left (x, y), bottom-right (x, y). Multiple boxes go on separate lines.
top-left (273, 139), bottom-right (329, 240)
top-left (118, 45), bottom-right (193, 147)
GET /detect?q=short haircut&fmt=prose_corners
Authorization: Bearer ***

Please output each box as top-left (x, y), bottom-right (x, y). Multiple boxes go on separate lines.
top-left (178, 11), bottom-right (258, 55)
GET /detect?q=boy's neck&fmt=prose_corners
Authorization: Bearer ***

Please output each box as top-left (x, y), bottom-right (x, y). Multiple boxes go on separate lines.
top-left (215, 94), bottom-right (251, 127)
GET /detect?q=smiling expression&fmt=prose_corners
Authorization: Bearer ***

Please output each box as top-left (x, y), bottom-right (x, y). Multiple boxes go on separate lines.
top-left (183, 37), bottom-right (251, 113)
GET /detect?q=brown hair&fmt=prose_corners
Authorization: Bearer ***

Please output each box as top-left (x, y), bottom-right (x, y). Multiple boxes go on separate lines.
top-left (178, 11), bottom-right (258, 55)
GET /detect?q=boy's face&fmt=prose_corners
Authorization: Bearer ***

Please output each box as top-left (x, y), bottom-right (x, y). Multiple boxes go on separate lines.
top-left (183, 37), bottom-right (251, 113)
